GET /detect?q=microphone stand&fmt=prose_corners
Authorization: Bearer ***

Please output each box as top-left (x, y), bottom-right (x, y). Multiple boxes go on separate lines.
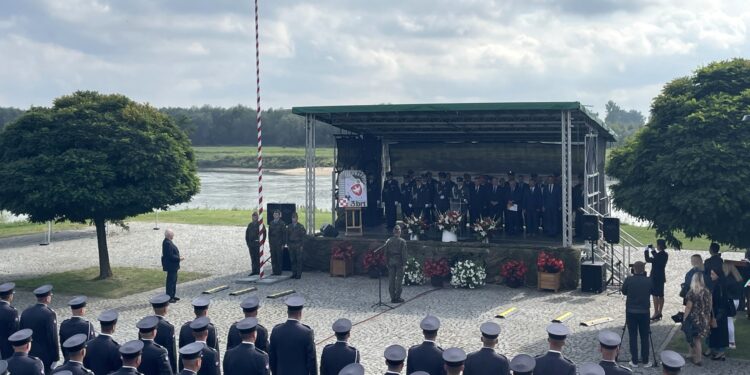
top-left (370, 243), bottom-right (394, 310)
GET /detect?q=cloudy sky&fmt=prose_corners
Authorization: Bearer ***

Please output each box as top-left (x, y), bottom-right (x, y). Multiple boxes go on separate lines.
top-left (0, 0), bottom-right (747, 116)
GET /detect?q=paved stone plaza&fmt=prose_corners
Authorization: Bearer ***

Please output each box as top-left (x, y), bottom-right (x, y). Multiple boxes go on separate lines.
top-left (1, 223), bottom-right (746, 374)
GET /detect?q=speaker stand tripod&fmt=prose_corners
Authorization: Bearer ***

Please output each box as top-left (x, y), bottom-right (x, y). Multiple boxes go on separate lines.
top-left (616, 319), bottom-right (659, 368)
top-left (371, 268), bottom-right (394, 310)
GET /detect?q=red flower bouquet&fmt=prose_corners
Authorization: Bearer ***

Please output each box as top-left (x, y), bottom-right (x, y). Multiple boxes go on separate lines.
top-left (423, 258), bottom-right (450, 278)
top-left (362, 248), bottom-right (386, 271)
top-left (331, 242), bottom-right (354, 260)
top-left (500, 260), bottom-right (528, 286)
top-left (537, 252), bottom-right (564, 273)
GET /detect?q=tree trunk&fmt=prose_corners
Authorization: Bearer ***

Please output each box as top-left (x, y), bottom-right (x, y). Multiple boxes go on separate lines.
top-left (94, 218), bottom-right (113, 279)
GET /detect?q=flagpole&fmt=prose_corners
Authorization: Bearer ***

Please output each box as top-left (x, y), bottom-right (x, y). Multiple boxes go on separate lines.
top-left (254, 0), bottom-right (269, 279)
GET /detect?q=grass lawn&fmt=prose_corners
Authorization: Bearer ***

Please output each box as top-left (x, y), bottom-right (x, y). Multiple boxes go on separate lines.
top-left (0, 221), bottom-right (88, 239)
top-left (621, 224), bottom-right (714, 251)
top-left (666, 317), bottom-right (750, 360)
top-left (131, 208), bottom-right (332, 228)
top-left (14, 267), bottom-right (207, 299)
top-left (194, 146), bottom-right (334, 169)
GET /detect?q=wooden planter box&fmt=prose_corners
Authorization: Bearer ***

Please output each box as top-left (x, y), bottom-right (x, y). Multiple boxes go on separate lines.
top-left (537, 271), bottom-right (561, 292)
top-left (330, 258), bottom-right (353, 277)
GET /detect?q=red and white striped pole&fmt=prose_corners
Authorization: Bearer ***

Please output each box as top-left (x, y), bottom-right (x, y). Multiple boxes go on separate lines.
top-left (254, 0), bottom-right (270, 279)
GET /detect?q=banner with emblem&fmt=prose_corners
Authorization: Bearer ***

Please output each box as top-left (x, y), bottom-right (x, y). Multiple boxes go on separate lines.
top-left (338, 170), bottom-right (368, 208)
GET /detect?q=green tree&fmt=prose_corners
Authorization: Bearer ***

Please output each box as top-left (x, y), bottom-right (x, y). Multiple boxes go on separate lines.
top-left (0, 91), bottom-right (200, 279)
top-left (607, 59), bottom-right (750, 249)
top-left (604, 100), bottom-right (645, 145)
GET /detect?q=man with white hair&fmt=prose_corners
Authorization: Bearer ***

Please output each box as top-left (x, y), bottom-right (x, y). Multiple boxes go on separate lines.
top-left (161, 229), bottom-right (184, 303)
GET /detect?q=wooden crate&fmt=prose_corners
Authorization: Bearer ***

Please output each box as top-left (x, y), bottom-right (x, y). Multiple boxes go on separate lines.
top-left (330, 258), bottom-right (353, 277)
top-left (537, 271), bottom-right (561, 292)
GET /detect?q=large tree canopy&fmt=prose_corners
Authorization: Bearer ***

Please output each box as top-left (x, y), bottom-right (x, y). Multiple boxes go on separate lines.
top-left (607, 59), bottom-right (750, 249)
top-left (0, 91), bottom-right (200, 278)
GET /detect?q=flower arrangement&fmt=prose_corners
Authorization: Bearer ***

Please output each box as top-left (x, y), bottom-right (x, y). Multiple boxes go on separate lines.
top-left (362, 248), bottom-right (386, 271)
top-left (436, 210), bottom-right (462, 233)
top-left (500, 260), bottom-right (528, 286)
top-left (405, 215), bottom-right (429, 235)
top-left (330, 242), bottom-right (354, 260)
top-left (473, 217), bottom-right (496, 241)
top-left (537, 251), bottom-right (565, 273)
top-left (403, 258), bottom-right (425, 286)
top-left (423, 258), bottom-right (450, 278)
top-left (450, 259), bottom-right (486, 289)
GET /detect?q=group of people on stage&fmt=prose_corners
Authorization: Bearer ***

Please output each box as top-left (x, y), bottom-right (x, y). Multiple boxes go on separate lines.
top-left (380, 170), bottom-right (585, 238)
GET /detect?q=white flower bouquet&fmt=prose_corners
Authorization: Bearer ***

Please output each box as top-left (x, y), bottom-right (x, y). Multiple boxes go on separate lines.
top-left (403, 257), bottom-right (425, 286)
top-left (450, 259), bottom-right (486, 289)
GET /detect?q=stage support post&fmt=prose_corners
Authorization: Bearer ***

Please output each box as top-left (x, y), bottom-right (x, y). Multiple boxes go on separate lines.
top-left (305, 114), bottom-right (316, 234)
top-left (561, 110), bottom-right (573, 248)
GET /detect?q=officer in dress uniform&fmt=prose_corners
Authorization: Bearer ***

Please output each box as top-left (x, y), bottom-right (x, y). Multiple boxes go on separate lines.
top-left (111, 340), bottom-right (145, 375)
top-left (286, 213), bottom-right (307, 280)
top-left (320, 319), bottom-right (359, 375)
top-left (579, 363), bottom-right (605, 375)
top-left (464, 322), bottom-right (509, 375)
top-left (245, 212), bottom-right (266, 276)
top-left (59, 296), bottom-right (96, 361)
top-left (410, 177), bottom-right (431, 223)
top-left (434, 173), bottom-right (453, 214)
top-left (226, 296), bottom-right (268, 353)
top-left (179, 297), bottom-right (218, 352)
top-left (268, 210), bottom-right (287, 276)
top-left (268, 295), bottom-right (316, 375)
top-left (19, 285), bottom-right (59, 375)
top-left (533, 323), bottom-right (575, 375)
top-left (183, 318), bottom-right (219, 375)
top-left (150, 294), bottom-right (177, 374)
top-left (337, 363), bottom-right (364, 375)
top-left (400, 173), bottom-right (414, 220)
top-left (177, 343), bottom-right (203, 375)
top-left (83, 310), bottom-right (121, 375)
top-left (53, 334), bottom-right (93, 375)
top-left (136, 316), bottom-right (172, 375)
top-left (443, 348), bottom-right (466, 375)
top-left (0, 359), bottom-right (7, 375)
top-left (509, 354), bottom-right (535, 375)
top-left (0, 283), bottom-right (19, 360)
top-left (6, 329), bottom-right (45, 375)
top-left (384, 345), bottom-right (406, 375)
top-left (223, 317), bottom-right (269, 375)
top-left (659, 351), bottom-right (684, 375)
top-left (597, 331), bottom-right (631, 375)
top-left (382, 172), bottom-right (401, 231)
top-left (406, 315), bottom-right (443, 375)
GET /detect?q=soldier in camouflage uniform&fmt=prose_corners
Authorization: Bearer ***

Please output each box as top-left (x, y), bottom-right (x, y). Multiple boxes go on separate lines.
top-left (268, 210), bottom-right (286, 276)
top-left (286, 212), bottom-right (307, 280)
top-left (383, 226), bottom-right (408, 304)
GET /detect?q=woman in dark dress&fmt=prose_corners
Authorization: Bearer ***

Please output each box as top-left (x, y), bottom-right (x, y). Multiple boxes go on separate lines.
top-left (645, 240), bottom-right (668, 320)
top-left (708, 269), bottom-right (729, 360)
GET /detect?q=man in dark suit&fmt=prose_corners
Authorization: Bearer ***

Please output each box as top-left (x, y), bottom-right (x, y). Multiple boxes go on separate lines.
top-left (533, 323), bottom-right (575, 375)
top-left (150, 295), bottom-right (176, 374)
top-left (161, 229), bottom-right (183, 303)
top-left (54, 334), bottom-right (94, 375)
top-left (468, 177), bottom-right (488, 225)
top-left (704, 242), bottom-right (724, 291)
top-left (0, 283), bottom-right (19, 360)
top-left (542, 176), bottom-right (561, 237)
top-left (177, 343), bottom-right (204, 375)
top-left (410, 177), bottom-right (431, 223)
top-left (178, 297), bottom-right (218, 352)
top-left (59, 296), bottom-right (96, 361)
top-left (183, 318), bottom-right (219, 375)
top-left (487, 177), bottom-right (505, 222)
top-left (319, 319), bottom-right (358, 375)
top-left (19, 285), bottom-right (59, 375)
top-left (523, 177), bottom-right (543, 236)
top-left (83, 310), bottom-right (121, 375)
top-left (268, 295), bottom-right (316, 375)
top-left (6, 329), bottom-right (45, 375)
top-left (382, 172), bottom-right (402, 231)
top-left (111, 340), bottom-right (145, 375)
top-left (136, 317), bottom-right (171, 375)
top-left (505, 178), bottom-right (524, 235)
top-left (226, 297), bottom-right (268, 353)
top-left (407, 315), bottom-right (443, 375)
top-left (596, 331), bottom-right (632, 375)
top-left (400, 173), bottom-right (414, 220)
top-left (223, 318), bottom-right (269, 375)
top-left (464, 322), bottom-right (510, 375)
top-left (384, 345), bottom-right (406, 375)
top-left (245, 212), bottom-right (266, 276)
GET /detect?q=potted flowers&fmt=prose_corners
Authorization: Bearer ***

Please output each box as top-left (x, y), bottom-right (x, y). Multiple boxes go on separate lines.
top-left (537, 251), bottom-right (564, 292)
top-left (473, 217), bottom-right (496, 243)
top-left (450, 259), bottom-right (487, 289)
top-left (330, 242), bottom-right (354, 277)
top-left (436, 210), bottom-right (462, 242)
top-left (500, 260), bottom-right (528, 288)
top-left (405, 215), bottom-right (428, 240)
top-left (403, 258), bottom-right (425, 286)
top-left (423, 258), bottom-right (450, 287)
top-left (362, 248), bottom-right (386, 278)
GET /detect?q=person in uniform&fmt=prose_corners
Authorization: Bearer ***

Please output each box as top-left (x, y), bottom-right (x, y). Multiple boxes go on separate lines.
top-left (407, 315), bottom-right (443, 375)
top-left (434, 173), bottom-right (452, 214)
top-left (226, 296), bottom-right (268, 353)
top-left (245, 212), bottom-right (266, 276)
top-left (337, 363), bottom-right (364, 375)
top-left (0, 360), bottom-right (7, 375)
top-left (380, 226), bottom-right (407, 304)
top-left (464, 322), bottom-right (509, 375)
top-left (509, 354), bottom-right (535, 375)
top-left (596, 331), bottom-right (630, 375)
top-left (533, 323), bottom-right (575, 375)
top-left (83, 310), bottom-right (121, 375)
top-left (19, 285), bottom-right (59, 375)
top-left (0, 283), bottom-right (19, 360)
top-left (267, 210), bottom-right (286, 276)
top-left (522, 177), bottom-right (543, 236)
top-left (150, 294), bottom-right (177, 374)
top-left (400, 174), bottom-right (414, 220)
top-left (184, 318), bottom-right (219, 375)
top-left (54, 334), bottom-right (93, 375)
top-left (384, 345), bottom-right (406, 375)
top-left (223, 317), bottom-right (269, 375)
top-left (177, 343), bottom-right (203, 375)
top-left (6, 328), bottom-right (45, 375)
top-left (320, 319), bottom-right (358, 375)
top-left (59, 296), bottom-right (96, 361)
top-left (286, 213), bottom-right (307, 280)
top-left (136, 316), bottom-right (171, 375)
top-left (659, 351), bottom-right (684, 375)
top-left (268, 295), bottom-right (316, 375)
top-left (111, 340), bottom-right (145, 375)
top-left (578, 363), bottom-right (605, 375)
top-left (410, 177), bottom-right (431, 223)
top-left (179, 297), bottom-right (218, 352)
top-left (382, 172), bottom-right (401, 231)
top-left (442, 348), bottom-right (466, 375)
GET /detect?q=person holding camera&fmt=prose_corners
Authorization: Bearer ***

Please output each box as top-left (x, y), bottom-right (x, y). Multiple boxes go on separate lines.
top-left (644, 240), bottom-right (668, 321)
top-left (621, 261), bottom-right (653, 368)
